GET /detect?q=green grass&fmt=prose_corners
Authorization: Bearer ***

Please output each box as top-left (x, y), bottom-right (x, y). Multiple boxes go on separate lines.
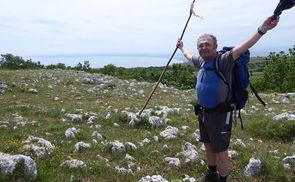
top-left (0, 69), bottom-right (294, 181)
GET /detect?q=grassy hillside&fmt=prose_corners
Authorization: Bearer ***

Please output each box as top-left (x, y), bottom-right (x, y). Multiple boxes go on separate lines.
top-left (0, 69), bottom-right (294, 182)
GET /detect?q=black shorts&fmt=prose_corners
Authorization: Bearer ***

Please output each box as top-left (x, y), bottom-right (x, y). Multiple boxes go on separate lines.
top-left (198, 110), bottom-right (232, 153)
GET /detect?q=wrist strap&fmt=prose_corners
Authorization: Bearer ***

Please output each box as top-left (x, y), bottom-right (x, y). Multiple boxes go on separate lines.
top-left (257, 28), bottom-right (265, 35)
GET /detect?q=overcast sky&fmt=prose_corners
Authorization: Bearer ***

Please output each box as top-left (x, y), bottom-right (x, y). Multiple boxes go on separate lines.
top-left (0, 0), bottom-right (294, 59)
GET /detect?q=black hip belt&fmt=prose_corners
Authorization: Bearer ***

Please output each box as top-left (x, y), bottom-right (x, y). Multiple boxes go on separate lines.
top-left (194, 102), bottom-right (233, 115)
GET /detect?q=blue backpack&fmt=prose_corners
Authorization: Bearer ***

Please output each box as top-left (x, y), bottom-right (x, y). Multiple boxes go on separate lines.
top-left (215, 47), bottom-right (266, 129)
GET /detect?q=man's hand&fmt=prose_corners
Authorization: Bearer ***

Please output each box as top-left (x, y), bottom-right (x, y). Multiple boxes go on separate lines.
top-left (176, 38), bottom-right (194, 62)
top-left (259, 16), bottom-right (280, 33)
top-left (176, 38), bottom-right (184, 49)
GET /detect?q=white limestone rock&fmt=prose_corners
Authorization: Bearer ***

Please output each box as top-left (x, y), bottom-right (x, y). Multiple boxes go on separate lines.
top-left (228, 150), bottom-right (238, 159)
top-left (282, 155), bottom-right (295, 165)
top-left (234, 139), bottom-right (246, 148)
top-left (65, 127), bottom-right (80, 139)
top-left (182, 174), bottom-right (196, 182)
top-left (138, 175), bottom-right (168, 182)
top-left (192, 129), bottom-right (200, 142)
top-left (139, 138), bottom-right (151, 146)
top-left (110, 140), bottom-right (126, 155)
top-left (160, 126), bottom-right (179, 139)
top-left (87, 115), bottom-right (97, 124)
top-left (125, 142), bottom-right (137, 151)
top-left (164, 157), bottom-right (180, 167)
top-left (13, 114), bottom-right (24, 122)
top-left (139, 108), bottom-right (154, 118)
top-left (66, 114), bottom-right (83, 122)
top-left (176, 142), bottom-right (198, 163)
top-left (26, 88), bottom-right (38, 94)
top-left (91, 131), bottom-right (104, 141)
top-left (23, 136), bottom-right (55, 158)
top-left (244, 157), bottom-right (262, 176)
top-left (123, 112), bottom-right (141, 126)
top-left (153, 136), bottom-right (159, 142)
top-left (149, 116), bottom-right (165, 128)
top-left (61, 159), bottom-right (86, 169)
top-left (0, 153), bottom-right (37, 177)
top-left (0, 81), bottom-right (7, 94)
top-left (125, 154), bottom-right (135, 161)
top-left (75, 141), bottom-right (91, 151)
top-left (162, 144), bottom-right (169, 152)
top-left (81, 77), bottom-right (94, 84)
top-left (273, 111), bottom-right (295, 121)
top-left (115, 166), bottom-right (132, 174)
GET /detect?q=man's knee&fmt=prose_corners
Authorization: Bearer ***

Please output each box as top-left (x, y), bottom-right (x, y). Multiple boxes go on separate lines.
top-left (216, 150), bottom-right (229, 160)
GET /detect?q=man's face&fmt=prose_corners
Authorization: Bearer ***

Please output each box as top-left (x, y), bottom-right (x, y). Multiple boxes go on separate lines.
top-left (197, 37), bottom-right (217, 61)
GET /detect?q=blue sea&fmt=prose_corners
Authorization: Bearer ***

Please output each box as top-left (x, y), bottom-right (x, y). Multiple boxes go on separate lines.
top-left (23, 54), bottom-right (186, 68)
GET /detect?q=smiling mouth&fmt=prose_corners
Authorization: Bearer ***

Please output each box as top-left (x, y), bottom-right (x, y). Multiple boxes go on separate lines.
top-left (200, 51), bottom-right (209, 55)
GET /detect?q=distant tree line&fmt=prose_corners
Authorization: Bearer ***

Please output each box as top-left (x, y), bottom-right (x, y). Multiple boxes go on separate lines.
top-left (0, 54), bottom-right (91, 71)
top-left (1, 45), bottom-right (295, 92)
top-left (0, 54), bottom-right (44, 69)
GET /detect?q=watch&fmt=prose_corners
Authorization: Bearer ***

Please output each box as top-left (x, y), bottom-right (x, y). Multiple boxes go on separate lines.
top-left (257, 28), bottom-right (265, 35)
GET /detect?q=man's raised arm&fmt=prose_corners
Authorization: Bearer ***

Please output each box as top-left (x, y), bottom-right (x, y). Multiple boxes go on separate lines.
top-left (232, 16), bottom-right (280, 61)
top-left (177, 39), bottom-right (194, 62)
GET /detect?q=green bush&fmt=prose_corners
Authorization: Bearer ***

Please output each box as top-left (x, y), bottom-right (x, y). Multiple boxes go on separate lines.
top-left (247, 119), bottom-right (295, 142)
top-left (254, 46), bottom-right (295, 92)
top-left (46, 63), bottom-right (66, 69)
top-left (0, 54), bottom-right (44, 69)
top-left (96, 63), bottom-right (196, 90)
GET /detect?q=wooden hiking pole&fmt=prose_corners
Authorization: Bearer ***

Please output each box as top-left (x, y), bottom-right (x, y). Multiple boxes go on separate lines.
top-left (139, 0), bottom-right (199, 115)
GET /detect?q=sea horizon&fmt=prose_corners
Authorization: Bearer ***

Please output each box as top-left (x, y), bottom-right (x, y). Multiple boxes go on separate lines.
top-left (22, 54), bottom-right (186, 68)
top-left (18, 47), bottom-right (276, 69)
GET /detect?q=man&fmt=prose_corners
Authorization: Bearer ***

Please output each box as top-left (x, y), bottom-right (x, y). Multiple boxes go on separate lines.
top-left (177, 16), bottom-right (279, 182)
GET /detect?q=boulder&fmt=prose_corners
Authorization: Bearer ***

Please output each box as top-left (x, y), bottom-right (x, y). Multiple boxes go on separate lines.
top-left (0, 153), bottom-right (37, 178)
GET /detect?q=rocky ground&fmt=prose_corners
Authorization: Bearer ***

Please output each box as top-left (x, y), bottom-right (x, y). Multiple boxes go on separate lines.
top-left (0, 69), bottom-right (294, 181)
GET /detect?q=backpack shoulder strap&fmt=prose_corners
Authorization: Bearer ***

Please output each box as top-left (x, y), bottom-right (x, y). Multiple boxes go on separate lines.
top-left (214, 53), bottom-right (234, 104)
top-left (213, 54), bottom-right (228, 85)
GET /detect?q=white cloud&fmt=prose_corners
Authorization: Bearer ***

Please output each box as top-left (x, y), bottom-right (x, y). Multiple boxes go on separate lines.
top-left (0, 0), bottom-right (294, 58)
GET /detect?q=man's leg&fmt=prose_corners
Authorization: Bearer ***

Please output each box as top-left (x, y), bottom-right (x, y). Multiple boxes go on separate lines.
top-left (216, 150), bottom-right (229, 178)
top-left (198, 143), bottom-right (219, 182)
top-left (204, 143), bottom-right (216, 166)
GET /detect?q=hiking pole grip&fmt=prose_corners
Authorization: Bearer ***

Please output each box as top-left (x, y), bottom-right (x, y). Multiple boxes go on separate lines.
top-left (272, 0), bottom-right (295, 19)
top-left (138, 0), bottom-right (196, 115)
